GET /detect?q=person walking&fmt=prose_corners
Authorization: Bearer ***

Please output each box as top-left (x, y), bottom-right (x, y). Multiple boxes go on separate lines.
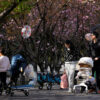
top-left (86, 31), bottom-right (100, 91)
top-left (64, 40), bottom-right (81, 92)
top-left (0, 47), bottom-right (11, 95)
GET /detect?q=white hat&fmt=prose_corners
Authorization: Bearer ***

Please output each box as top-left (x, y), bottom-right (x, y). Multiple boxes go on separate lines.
top-left (78, 57), bottom-right (93, 67)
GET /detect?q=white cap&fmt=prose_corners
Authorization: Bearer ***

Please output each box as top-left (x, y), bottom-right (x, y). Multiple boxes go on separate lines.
top-left (78, 57), bottom-right (93, 67)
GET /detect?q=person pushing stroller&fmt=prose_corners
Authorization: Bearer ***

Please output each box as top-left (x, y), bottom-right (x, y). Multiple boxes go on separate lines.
top-left (10, 54), bottom-right (27, 86)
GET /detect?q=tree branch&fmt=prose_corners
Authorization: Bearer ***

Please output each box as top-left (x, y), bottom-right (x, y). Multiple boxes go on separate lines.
top-left (0, 0), bottom-right (23, 22)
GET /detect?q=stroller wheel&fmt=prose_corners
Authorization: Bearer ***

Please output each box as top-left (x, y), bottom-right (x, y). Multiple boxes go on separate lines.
top-left (72, 89), bottom-right (75, 93)
top-left (0, 91), bottom-right (2, 95)
top-left (39, 86), bottom-right (43, 90)
top-left (46, 84), bottom-right (52, 90)
top-left (6, 90), bottom-right (10, 95)
top-left (24, 90), bottom-right (29, 96)
top-left (6, 87), bottom-right (11, 95)
top-left (0, 89), bottom-right (3, 95)
top-left (74, 86), bottom-right (82, 93)
top-left (10, 92), bottom-right (14, 96)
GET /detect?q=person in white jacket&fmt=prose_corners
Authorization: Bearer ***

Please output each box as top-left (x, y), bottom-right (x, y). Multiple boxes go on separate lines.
top-left (0, 47), bottom-right (10, 95)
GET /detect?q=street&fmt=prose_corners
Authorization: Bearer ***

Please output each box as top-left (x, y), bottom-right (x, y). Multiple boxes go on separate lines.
top-left (0, 85), bottom-right (100, 100)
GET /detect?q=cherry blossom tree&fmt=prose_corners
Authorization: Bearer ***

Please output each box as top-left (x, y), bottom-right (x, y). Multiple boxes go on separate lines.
top-left (1, 0), bottom-right (100, 72)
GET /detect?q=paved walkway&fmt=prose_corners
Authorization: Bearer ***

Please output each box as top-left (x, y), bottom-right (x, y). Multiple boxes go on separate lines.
top-left (0, 85), bottom-right (100, 100)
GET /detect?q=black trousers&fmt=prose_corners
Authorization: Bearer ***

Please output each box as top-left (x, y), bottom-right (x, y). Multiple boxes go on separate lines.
top-left (11, 70), bottom-right (20, 85)
top-left (0, 72), bottom-right (7, 91)
top-left (95, 70), bottom-right (100, 89)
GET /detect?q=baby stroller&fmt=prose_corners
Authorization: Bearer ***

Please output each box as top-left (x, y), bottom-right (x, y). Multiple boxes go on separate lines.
top-left (37, 72), bottom-right (47, 90)
top-left (73, 57), bottom-right (97, 94)
top-left (37, 72), bottom-right (53, 90)
top-left (37, 72), bottom-right (61, 90)
top-left (8, 54), bottom-right (32, 96)
top-left (46, 73), bottom-right (61, 89)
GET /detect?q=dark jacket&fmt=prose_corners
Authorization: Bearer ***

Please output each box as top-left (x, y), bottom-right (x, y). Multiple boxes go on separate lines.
top-left (89, 39), bottom-right (100, 69)
top-left (64, 48), bottom-right (81, 62)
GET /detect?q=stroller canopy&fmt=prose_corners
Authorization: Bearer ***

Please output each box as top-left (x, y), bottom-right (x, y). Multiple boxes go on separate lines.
top-left (78, 57), bottom-right (93, 68)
